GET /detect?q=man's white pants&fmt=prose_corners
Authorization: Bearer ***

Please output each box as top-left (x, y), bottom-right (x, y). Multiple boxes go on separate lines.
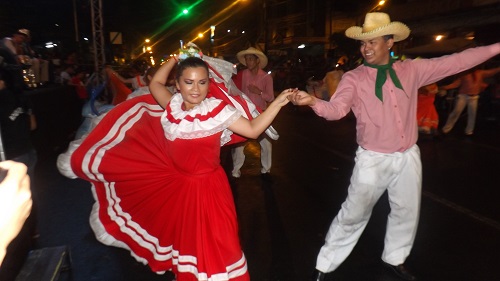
top-left (316, 145), bottom-right (422, 273)
top-left (231, 135), bottom-right (272, 176)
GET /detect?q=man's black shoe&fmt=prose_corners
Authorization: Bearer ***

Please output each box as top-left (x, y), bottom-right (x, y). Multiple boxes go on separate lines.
top-left (311, 269), bottom-right (326, 281)
top-left (383, 262), bottom-right (417, 280)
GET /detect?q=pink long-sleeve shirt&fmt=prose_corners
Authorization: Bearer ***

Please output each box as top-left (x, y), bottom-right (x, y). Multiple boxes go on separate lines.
top-left (312, 43), bottom-right (500, 153)
top-left (239, 68), bottom-right (274, 110)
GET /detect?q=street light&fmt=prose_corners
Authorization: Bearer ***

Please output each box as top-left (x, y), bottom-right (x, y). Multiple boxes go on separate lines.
top-left (143, 39), bottom-right (151, 53)
top-left (369, 0), bottom-right (386, 12)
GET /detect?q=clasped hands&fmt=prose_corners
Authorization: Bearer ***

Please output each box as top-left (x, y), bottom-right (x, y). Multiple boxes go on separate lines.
top-left (273, 88), bottom-right (314, 107)
top-left (285, 88), bottom-right (316, 106)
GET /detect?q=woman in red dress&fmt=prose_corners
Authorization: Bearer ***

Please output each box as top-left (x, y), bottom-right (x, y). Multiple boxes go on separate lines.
top-left (69, 53), bottom-right (295, 280)
top-left (416, 83), bottom-right (440, 135)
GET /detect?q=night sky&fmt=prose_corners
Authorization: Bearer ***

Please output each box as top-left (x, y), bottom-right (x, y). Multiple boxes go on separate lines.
top-left (0, 0), bottom-right (383, 58)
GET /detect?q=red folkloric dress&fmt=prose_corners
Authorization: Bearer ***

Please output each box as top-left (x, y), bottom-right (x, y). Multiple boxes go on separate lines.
top-left (70, 90), bottom-right (251, 280)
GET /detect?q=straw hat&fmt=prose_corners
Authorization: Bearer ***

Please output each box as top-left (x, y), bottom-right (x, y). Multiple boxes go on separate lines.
top-left (345, 12), bottom-right (410, 42)
top-left (17, 28), bottom-right (31, 38)
top-left (236, 47), bottom-right (268, 69)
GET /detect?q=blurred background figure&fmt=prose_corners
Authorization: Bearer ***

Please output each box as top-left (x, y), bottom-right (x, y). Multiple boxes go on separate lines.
top-left (440, 64), bottom-right (500, 136)
top-left (104, 60), bottom-right (151, 105)
top-left (323, 59), bottom-right (347, 99)
top-left (306, 74), bottom-right (329, 101)
top-left (57, 64), bottom-right (75, 85)
top-left (69, 67), bottom-right (90, 102)
top-left (231, 47), bottom-right (275, 179)
top-left (126, 65), bottom-right (160, 100)
top-left (416, 83), bottom-right (441, 135)
top-left (17, 29), bottom-right (49, 87)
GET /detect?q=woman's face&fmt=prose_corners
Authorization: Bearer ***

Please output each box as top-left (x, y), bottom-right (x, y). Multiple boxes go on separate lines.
top-left (176, 66), bottom-right (209, 110)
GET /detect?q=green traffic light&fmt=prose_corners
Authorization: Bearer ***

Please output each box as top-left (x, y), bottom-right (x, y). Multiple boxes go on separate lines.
top-left (182, 9), bottom-right (189, 15)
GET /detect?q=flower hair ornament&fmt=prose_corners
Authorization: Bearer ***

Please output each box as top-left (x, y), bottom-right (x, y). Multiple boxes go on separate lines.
top-left (176, 42), bottom-right (203, 62)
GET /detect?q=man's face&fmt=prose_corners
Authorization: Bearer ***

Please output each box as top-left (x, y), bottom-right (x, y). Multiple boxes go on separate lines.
top-left (359, 36), bottom-right (393, 65)
top-left (244, 55), bottom-right (260, 70)
top-left (13, 34), bottom-right (26, 44)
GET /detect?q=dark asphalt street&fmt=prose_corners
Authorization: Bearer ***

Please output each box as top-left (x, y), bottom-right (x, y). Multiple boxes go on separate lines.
top-left (3, 91), bottom-right (500, 281)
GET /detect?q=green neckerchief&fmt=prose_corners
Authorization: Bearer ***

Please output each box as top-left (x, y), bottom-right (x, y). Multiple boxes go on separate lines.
top-left (363, 59), bottom-right (404, 102)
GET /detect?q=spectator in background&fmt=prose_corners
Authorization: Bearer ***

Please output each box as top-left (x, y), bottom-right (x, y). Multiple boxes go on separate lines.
top-left (1, 30), bottom-right (27, 65)
top-left (106, 61), bottom-right (149, 91)
top-left (1, 29), bottom-right (33, 88)
top-left (231, 47), bottom-right (275, 179)
top-left (62, 51), bottom-right (79, 68)
top-left (323, 62), bottom-right (346, 99)
top-left (57, 64), bottom-right (75, 85)
top-left (416, 83), bottom-right (442, 135)
top-left (440, 64), bottom-right (500, 136)
top-left (126, 65), bottom-right (160, 100)
top-left (104, 65), bottom-right (133, 105)
top-left (69, 67), bottom-right (89, 101)
top-left (17, 29), bottom-right (50, 86)
top-left (306, 73), bottom-right (329, 101)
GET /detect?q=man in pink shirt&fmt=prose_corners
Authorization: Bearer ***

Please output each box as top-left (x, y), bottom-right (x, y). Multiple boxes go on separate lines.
top-left (290, 12), bottom-right (500, 281)
top-left (231, 47), bottom-right (275, 179)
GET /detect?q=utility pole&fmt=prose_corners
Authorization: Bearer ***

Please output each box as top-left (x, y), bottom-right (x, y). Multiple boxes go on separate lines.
top-left (90, 0), bottom-right (106, 86)
top-left (263, 0), bottom-right (267, 54)
top-left (73, 0), bottom-right (79, 43)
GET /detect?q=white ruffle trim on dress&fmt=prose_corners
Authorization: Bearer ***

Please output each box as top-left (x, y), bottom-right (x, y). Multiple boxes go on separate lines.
top-left (161, 93), bottom-right (241, 145)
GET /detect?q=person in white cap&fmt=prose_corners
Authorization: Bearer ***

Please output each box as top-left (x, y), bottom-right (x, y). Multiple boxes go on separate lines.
top-left (17, 29), bottom-right (50, 86)
top-left (1, 30), bottom-right (28, 63)
top-left (231, 47), bottom-right (275, 179)
top-left (289, 12), bottom-right (500, 281)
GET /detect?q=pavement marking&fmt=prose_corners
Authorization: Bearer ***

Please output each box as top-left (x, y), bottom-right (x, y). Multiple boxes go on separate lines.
top-left (293, 132), bottom-right (354, 163)
top-left (422, 190), bottom-right (500, 232)
top-left (443, 134), bottom-right (500, 153)
top-left (295, 132), bottom-right (500, 232)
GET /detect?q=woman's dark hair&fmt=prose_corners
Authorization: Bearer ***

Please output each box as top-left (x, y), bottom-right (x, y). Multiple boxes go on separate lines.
top-left (144, 66), bottom-right (158, 85)
top-left (175, 57), bottom-right (209, 81)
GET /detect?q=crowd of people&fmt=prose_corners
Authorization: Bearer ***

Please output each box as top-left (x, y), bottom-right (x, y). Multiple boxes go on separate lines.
top-left (1, 11), bottom-right (499, 281)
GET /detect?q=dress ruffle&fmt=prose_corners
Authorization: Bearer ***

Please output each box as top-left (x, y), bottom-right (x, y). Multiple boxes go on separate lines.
top-left (162, 93), bottom-right (241, 145)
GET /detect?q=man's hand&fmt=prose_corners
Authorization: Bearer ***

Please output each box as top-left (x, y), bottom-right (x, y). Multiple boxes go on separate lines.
top-left (247, 84), bottom-right (262, 96)
top-left (290, 90), bottom-right (317, 106)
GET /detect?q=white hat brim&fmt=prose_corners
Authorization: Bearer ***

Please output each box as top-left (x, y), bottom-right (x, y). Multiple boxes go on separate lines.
top-left (236, 48), bottom-right (268, 69)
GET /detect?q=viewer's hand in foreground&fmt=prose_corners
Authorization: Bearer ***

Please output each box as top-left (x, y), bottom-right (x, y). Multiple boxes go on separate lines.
top-left (0, 161), bottom-right (32, 265)
top-left (290, 90), bottom-right (317, 106)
